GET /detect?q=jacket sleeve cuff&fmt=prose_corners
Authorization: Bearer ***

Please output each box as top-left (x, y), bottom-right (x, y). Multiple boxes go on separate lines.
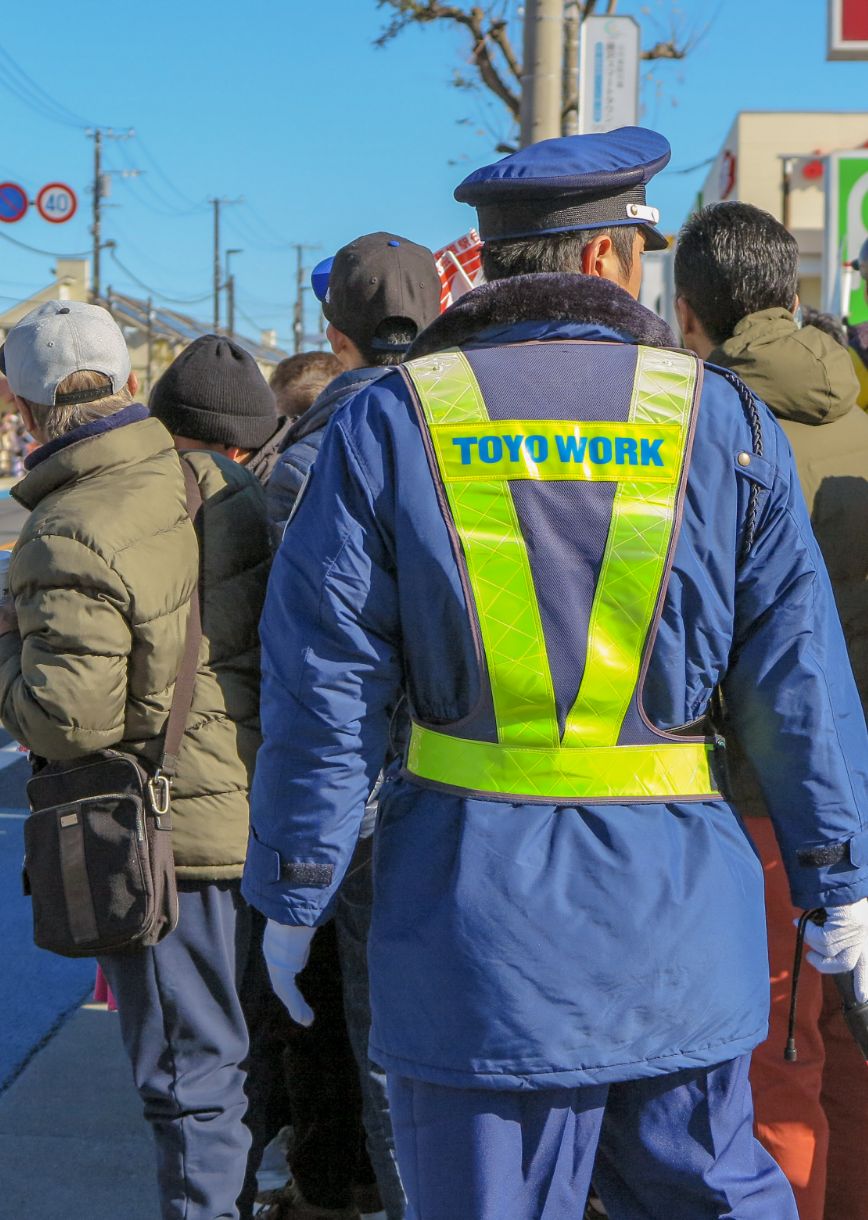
top-left (241, 829), bottom-right (335, 926)
top-left (788, 828), bottom-right (868, 908)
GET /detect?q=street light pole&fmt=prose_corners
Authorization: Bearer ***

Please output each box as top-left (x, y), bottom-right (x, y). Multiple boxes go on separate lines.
top-left (520, 0), bottom-right (565, 147)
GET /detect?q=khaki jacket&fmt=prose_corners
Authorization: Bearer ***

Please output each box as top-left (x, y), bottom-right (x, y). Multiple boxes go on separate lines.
top-left (710, 309), bottom-right (868, 814)
top-left (0, 414), bottom-right (270, 878)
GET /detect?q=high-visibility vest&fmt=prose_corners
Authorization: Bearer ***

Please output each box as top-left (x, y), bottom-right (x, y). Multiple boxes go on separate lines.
top-left (401, 345), bottom-right (723, 804)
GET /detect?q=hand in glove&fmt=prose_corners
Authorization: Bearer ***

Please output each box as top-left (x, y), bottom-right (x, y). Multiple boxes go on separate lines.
top-left (804, 897), bottom-right (868, 1004)
top-left (262, 920), bottom-right (316, 1027)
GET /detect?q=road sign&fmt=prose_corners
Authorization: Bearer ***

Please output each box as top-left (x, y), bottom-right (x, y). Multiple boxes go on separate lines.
top-left (578, 15), bottom-right (640, 135)
top-left (0, 183), bottom-right (28, 224)
top-left (36, 182), bottom-right (77, 224)
top-left (829, 0), bottom-right (868, 59)
top-left (823, 151), bottom-right (868, 323)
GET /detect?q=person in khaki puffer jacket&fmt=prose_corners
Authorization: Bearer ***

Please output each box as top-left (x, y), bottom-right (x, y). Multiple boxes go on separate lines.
top-left (675, 202), bottom-right (868, 1220)
top-left (0, 304), bottom-right (274, 1220)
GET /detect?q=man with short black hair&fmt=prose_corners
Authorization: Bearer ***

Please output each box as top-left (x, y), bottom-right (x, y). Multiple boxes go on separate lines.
top-left (675, 200), bottom-right (868, 1220)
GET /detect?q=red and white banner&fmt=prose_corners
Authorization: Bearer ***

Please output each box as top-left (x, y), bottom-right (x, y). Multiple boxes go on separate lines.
top-left (829, 0), bottom-right (868, 59)
top-left (434, 229), bottom-right (484, 311)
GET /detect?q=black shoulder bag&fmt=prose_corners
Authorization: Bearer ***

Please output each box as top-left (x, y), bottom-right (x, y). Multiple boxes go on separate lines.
top-left (22, 460), bottom-right (203, 958)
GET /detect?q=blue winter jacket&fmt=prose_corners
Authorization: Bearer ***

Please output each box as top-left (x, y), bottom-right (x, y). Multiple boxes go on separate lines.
top-left (243, 274), bottom-right (868, 1091)
top-left (267, 368), bottom-right (385, 539)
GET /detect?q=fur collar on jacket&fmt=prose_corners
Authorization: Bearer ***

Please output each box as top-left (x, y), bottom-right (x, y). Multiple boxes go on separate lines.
top-left (408, 273), bottom-right (676, 358)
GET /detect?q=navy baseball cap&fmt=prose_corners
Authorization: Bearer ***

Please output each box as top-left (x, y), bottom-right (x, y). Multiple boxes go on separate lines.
top-left (454, 127), bottom-right (671, 252)
top-left (315, 233), bottom-right (441, 353)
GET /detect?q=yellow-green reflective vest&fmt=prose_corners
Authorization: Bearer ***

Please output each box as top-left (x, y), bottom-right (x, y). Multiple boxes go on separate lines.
top-left (402, 346), bottom-right (723, 804)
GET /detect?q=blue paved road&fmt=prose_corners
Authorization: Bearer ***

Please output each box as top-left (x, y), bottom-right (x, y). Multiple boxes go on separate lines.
top-left (0, 736), bottom-right (92, 1090)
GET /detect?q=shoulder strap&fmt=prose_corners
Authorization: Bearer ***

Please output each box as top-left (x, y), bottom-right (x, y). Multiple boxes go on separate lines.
top-left (160, 457), bottom-right (203, 778)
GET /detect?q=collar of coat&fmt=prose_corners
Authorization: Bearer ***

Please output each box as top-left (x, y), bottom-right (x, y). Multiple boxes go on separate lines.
top-left (13, 411), bottom-right (173, 511)
top-left (408, 273), bottom-right (676, 359)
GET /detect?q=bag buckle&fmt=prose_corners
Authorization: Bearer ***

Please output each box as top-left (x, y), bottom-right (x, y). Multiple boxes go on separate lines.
top-left (148, 771), bottom-right (171, 817)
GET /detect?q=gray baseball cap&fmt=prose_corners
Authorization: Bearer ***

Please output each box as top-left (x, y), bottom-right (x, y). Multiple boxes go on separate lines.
top-left (0, 300), bottom-right (132, 406)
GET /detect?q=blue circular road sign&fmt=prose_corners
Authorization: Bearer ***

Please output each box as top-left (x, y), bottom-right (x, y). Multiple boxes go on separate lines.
top-left (0, 183), bottom-right (28, 224)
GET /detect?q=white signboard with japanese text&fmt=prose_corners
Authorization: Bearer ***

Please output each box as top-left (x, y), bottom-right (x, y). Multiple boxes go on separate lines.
top-left (578, 15), bottom-right (640, 135)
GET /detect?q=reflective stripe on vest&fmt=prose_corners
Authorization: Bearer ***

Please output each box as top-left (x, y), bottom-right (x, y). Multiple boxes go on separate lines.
top-left (404, 347), bottom-right (721, 803)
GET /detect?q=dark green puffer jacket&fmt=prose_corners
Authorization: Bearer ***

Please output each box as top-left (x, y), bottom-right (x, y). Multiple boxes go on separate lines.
top-left (170, 448), bottom-right (270, 878)
top-left (0, 415), bottom-right (270, 878)
top-left (709, 308), bottom-right (868, 815)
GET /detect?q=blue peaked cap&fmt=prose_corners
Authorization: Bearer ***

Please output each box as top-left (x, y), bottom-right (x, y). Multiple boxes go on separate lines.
top-left (454, 127), bottom-right (671, 250)
top-left (311, 256), bottom-right (334, 303)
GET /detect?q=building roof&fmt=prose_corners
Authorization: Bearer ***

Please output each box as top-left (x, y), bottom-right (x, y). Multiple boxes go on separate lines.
top-left (107, 291), bottom-right (287, 365)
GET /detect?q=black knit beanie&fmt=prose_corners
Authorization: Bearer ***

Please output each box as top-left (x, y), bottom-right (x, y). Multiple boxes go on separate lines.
top-left (149, 334), bottom-right (277, 450)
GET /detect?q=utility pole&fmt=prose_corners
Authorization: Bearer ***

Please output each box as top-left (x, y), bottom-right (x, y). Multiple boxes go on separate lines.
top-left (520, 0), bottom-right (565, 147)
top-left (86, 128), bottom-right (138, 304)
top-left (146, 296), bottom-right (154, 394)
top-left (212, 199), bottom-right (221, 331)
top-left (292, 243), bottom-right (320, 354)
top-left (209, 198), bottom-right (241, 331)
top-left (225, 249), bottom-right (242, 339)
top-left (91, 129), bottom-right (102, 303)
top-left (562, 3), bottom-right (581, 138)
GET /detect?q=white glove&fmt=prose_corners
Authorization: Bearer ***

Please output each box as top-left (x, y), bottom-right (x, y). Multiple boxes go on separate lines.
top-left (262, 920), bottom-right (316, 1027)
top-left (804, 898), bottom-right (868, 1004)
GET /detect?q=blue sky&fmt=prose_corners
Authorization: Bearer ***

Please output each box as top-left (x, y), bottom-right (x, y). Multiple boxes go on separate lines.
top-left (0, 0), bottom-right (863, 350)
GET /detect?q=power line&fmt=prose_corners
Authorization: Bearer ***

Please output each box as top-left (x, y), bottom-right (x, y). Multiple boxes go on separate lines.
top-left (0, 42), bottom-right (99, 128)
top-left (108, 249), bottom-right (211, 308)
top-left (133, 135), bottom-right (201, 211)
top-left (0, 229), bottom-right (90, 258)
top-left (224, 209), bottom-right (290, 253)
top-left (239, 201), bottom-right (292, 248)
top-left (667, 155), bottom-right (716, 176)
top-left (111, 140), bottom-right (207, 218)
top-left (236, 304), bottom-right (274, 336)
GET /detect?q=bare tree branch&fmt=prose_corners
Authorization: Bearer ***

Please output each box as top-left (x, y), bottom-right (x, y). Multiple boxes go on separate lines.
top-left (375, 1), bottom-right (696, 136)
top-left (642, 39), bottom-right (688, 60)
top-left (488, 18), bottom-right (521, 84)
top-left (375, 1), bottom-right (521, 116)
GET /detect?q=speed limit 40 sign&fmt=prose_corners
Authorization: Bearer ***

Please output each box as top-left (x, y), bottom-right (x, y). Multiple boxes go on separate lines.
top-left (36, 182), bottom-right (77, 224)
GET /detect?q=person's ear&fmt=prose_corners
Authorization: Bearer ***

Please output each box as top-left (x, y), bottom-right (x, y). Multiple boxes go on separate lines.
top-left (580, 234), bottom-right (613, 279)
top-left (127, 370), bottom-right (139, 397)
top-left (326, 323), bottom-right (365, 371)
top-left (674, 296), bottom-right (709, 356)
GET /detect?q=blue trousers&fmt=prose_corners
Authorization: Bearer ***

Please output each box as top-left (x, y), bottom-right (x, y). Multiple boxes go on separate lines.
top-left (100, 881), bottom-right (257, 1220)
top-left (387, 1056), bottom-right (798, 1220)
top-left (335, 833), bottom-right (406, 1219)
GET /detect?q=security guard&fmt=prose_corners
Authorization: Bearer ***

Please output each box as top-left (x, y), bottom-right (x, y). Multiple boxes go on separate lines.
top-left (243, 128), bottom-right (868, 1219)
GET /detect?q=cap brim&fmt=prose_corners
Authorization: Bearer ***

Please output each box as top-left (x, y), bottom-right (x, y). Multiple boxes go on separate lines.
top-left (641, 224), bottom-right (669, 253)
